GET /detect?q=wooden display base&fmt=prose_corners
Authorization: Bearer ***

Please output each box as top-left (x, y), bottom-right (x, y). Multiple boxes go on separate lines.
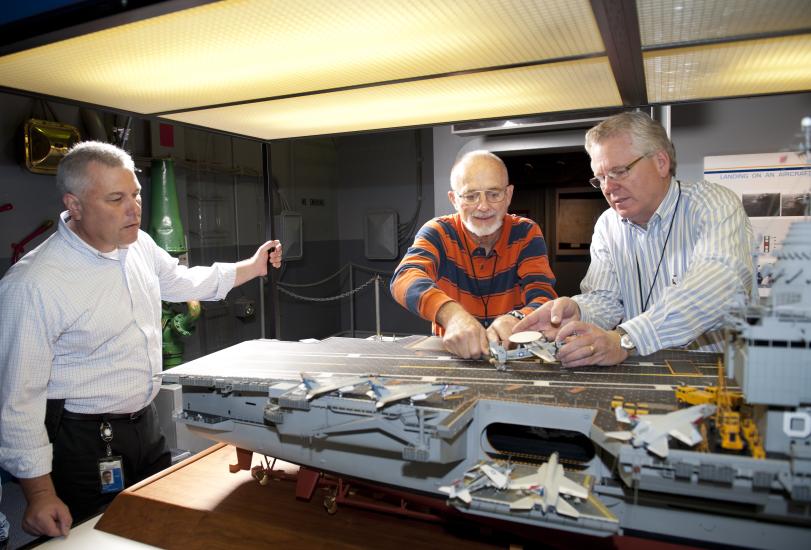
top-left (95, 443), bottom-right (506, 549)
top-left (96, 443), bottom-right (695, 550)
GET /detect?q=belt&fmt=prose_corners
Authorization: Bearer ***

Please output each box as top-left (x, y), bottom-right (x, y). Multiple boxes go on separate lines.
top-left (61, 404), bottom-right (151, 422)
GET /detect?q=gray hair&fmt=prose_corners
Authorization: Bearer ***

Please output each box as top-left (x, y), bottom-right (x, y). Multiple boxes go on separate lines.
top-left (56, 141), bottom-right (135, 197)
top-left (450, 150), bottom-right (507, 190)
top-left (584, 111), bottom-right (677, 177)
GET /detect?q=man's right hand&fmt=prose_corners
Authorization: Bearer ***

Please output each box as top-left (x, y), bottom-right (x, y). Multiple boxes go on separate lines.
top-left (20, 475), bottom-right (72, 537)
top-left (512, 297), bottom-right (581, 341)
top-left (437, 302), bottom-right (489, 359)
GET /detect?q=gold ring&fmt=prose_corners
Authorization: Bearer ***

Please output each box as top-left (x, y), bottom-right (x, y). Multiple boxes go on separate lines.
top-left (589, 345), bottom-right (595, 355)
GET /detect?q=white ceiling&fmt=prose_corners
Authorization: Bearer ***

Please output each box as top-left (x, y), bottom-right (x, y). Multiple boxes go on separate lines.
top-left (0, 0), bottom-right (809, 140)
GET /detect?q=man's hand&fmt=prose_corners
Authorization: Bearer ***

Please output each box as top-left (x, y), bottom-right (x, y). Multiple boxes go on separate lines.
top-left (437, 302), bottom-right (489, 359)
top-left (554, 322), bottom-right (627, 368)
top-left (512, 297), bottom-right (580, 341)
top-left (20, 475), bottom-right (72, 537)
top-left (234, 240), bottom-right (282, 286)
top-left (486, 314), bottom-right (521, 347)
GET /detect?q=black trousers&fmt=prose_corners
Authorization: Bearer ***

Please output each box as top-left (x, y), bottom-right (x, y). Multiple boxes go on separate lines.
top-left (49, 403), bottom-right (170, 523)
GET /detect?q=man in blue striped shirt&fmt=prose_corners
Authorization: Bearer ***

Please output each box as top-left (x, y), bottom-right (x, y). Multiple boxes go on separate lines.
top-left (515, 112), bottom-right (753, 367)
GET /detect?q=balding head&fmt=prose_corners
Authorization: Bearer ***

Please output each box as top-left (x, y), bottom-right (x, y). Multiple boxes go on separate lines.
top-left (450, 150), bottom-right (508, 192)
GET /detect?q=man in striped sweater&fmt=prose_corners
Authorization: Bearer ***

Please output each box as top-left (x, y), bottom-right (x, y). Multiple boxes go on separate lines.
top-left (391, 150), bottom-right (557, 359)
top-left (514, 112), bottom-right (753, 367)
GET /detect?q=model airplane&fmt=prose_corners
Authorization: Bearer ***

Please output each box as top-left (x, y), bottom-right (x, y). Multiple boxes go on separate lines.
top-left (508, 452), bottom-right (589, 518)
top-left (439, 461), bottom-right (514, 504)
top-left (300, 373), bottom-right (372, 400)
top-left (605, 403), bottom-right (716, 458)
top-left (489, 331), bottom-right (559, 369)
top-left (366, 378), bottom-right (466, 409)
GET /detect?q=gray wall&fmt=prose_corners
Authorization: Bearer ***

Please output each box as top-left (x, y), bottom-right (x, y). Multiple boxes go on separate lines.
top-left (672, 94), bottom-right (811, 183)
top-left (270, 129), bottom-right (434, 339)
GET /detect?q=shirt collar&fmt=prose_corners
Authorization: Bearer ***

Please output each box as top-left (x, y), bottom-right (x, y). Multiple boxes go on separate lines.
top-left (621, 178), bottom-right (680, 231)
top-left (58, 210), bottom-right (122, 261)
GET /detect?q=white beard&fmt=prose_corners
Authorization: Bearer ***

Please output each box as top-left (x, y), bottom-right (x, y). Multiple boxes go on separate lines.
top-left (462, 215), bottom-right (503, 238)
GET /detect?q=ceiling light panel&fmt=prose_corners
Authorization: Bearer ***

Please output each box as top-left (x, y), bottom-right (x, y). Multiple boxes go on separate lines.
top-left (645, 34), bottom-right (811, 103)
top-left (163, 58), bottom-right (622, 140)
top-left (0, 0), bottom-right (604, 115)
top-left (637, 0), bottom-right (811, 47)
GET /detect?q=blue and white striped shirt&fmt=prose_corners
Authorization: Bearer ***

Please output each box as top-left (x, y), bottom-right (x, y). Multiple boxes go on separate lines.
top-left (573, 179), bottom-right (753, 355)
top-left (0, 211), bottom-right (236, 478)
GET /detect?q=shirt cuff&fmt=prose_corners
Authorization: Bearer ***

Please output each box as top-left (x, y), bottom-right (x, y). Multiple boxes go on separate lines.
top-left (213, 262), bottom-right (237, 300)
top-left (0, 443), bottom-right (53, 479)
top-left (571, 296), bottom-right (593, 324)
top-left (618, 316), bottom-right (661, 356)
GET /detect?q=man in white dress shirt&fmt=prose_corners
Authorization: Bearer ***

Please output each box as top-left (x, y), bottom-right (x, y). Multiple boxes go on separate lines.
top-left (0, 141), bottom-right (282, 536)
top-left (514, 111), bottom-right (753, 366)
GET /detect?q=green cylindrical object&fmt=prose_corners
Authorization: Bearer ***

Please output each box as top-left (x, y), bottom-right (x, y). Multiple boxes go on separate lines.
top-left (148, 158), bottom-right (187, 255)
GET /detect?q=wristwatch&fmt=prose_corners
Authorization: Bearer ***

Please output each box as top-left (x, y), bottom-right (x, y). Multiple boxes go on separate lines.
top-left (506, 310), bottom-right (525, 320)
top-left (616, 327), bottom-right (637, 356)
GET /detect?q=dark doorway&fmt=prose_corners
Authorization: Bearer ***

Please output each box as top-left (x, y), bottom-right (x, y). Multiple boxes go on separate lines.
top-left (498, 150), bottom-right (604, 298)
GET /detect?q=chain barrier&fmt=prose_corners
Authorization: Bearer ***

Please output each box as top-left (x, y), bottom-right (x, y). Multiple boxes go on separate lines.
top-left (277, 275), bottom-right (383, 303)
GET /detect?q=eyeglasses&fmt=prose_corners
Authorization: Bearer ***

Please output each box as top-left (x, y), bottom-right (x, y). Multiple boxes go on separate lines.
top-left (455, 187), bottom-right (508, 205)
top-left (589, 154), bottom-right (647, 188)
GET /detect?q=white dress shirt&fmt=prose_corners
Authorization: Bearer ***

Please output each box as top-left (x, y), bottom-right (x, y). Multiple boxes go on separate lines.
top-left (0, 211), bottom-right (236, 478)
top-left (573, 178), bottom-right (753, 355)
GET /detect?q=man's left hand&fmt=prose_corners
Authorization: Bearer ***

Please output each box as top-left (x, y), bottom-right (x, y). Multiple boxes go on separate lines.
top-left (234, 240), bottom-right (283, 286)
top-left (255, 240), bottom-right (283, 274)
top-left (486, 314), bottom-right (521, 347)
top-left (555, 321), bottom-right (627, 367)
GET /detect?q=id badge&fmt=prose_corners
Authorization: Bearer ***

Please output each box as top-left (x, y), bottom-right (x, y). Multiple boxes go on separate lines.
top-left (98, 456), bottom-right (125, 494)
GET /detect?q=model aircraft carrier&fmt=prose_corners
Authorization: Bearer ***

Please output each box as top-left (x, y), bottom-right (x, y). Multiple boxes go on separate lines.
top-left (163, 334), bottom-right (810, 549)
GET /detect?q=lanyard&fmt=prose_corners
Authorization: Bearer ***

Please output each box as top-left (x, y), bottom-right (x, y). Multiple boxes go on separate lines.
top-left (636, 181), bottom-right (681, 313)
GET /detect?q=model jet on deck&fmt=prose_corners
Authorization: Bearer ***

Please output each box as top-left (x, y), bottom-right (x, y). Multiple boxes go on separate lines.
top-left (507, 452), bottom-right (588, 518)
top-left (439, 461), bottom-right (514, 504)
top-left (367, 378), bottom-right (466, 409)
top-left (300, 373), bottom-right (372, 401)
top-left (605, 403), bottom-right (716, 458)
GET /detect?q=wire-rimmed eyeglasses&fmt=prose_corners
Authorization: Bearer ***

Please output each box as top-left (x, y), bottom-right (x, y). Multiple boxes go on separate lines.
top-left (589, 154), bottom-right (647, 188)
top-left (455, 187), bottom-right (509, 205)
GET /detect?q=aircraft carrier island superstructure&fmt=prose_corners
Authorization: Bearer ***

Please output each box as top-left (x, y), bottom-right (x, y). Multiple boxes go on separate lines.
top-left (163, 330), bottom-right (811, 548)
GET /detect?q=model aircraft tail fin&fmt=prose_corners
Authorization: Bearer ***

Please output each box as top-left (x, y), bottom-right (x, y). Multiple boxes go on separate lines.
top-left (614, 406), bottom-right (632, 424)
top-left (367, 378), bottom-right (389, 398)
top-left (300, 372), bottom-right (316, 390)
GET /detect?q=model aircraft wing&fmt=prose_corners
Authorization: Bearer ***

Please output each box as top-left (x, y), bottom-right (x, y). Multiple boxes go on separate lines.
top-left (439, 485), bottom-right (472, 504)
top-left (555, 473), bottom-right (588, 500)
top-left (480, 464), bottom-right (510, 489)
top-left (647, 435), bottom-right (670, 458)
top-left (604, 430), bottom-right (633, 442)
top-left (668, 424), bottom-right (704, 447)
top-left (509, 495), bottom-right (537, 511)
top-left (552, 495), bottom-right (580, 519)
top-left (529, 345), bottom-right (557, 364)
top-left (508, 472), bottom-right (540, 490)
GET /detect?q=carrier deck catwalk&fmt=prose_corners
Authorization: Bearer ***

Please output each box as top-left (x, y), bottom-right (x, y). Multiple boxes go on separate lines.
top-left (163, 336), bottom-right (811, 549)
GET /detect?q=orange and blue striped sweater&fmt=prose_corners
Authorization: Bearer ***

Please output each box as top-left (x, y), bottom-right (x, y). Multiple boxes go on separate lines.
top-left (390, 213), bottom-right (557, 335)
